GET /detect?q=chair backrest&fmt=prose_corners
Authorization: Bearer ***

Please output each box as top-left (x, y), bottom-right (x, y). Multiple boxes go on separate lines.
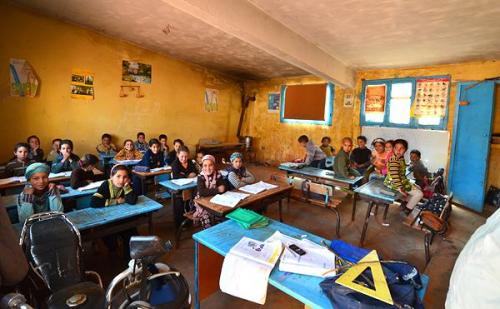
top-left (21, 212), bottom-right (83, 292)
top-left (440, 192), bottom-right (453, 221)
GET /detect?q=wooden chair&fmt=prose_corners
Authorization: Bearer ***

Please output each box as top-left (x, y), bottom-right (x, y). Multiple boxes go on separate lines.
top-left (419, 192), bottom-right (453, 266)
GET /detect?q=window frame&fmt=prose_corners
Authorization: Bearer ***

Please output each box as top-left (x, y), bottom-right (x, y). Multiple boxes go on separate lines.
top-left (279, 82), bottom-right (335, 126)
top-left (360, 75), bottom-right (450, 130)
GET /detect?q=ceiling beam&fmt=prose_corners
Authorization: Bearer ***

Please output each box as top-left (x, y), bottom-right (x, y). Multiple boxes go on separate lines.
top-left (162, 0), bottom-right (355, 88)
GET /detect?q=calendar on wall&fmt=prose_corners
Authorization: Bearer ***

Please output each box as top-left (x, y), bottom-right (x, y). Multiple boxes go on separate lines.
top-left (413, 78), bottom-right (450, 117)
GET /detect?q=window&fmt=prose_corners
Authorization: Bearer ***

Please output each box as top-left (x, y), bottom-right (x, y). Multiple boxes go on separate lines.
top-left (280, 83), bottom-right (334, 125)
top-left (360, 76), bottom-right (449, 130)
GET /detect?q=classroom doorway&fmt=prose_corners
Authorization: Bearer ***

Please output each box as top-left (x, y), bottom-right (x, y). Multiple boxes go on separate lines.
top-left (448, 81), bottom-right (496, 212)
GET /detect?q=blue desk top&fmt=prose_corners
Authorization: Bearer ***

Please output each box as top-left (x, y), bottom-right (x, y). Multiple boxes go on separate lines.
top-left (158, 180), bottom-right (197, 192)
top-left (354, 179), bottom-right (402, 203)
top-left (193, 219), bottom-right (428, 308)
top-left (1, 187), bottom-right (98, 210)
top-left (279, 165), bottom-right (363, 186)
top-left (13, 195), bottom-right (162, 232)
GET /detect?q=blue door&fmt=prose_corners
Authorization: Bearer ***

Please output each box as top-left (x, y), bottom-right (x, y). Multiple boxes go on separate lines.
top-left (448, 81), bottom-right (496, 212)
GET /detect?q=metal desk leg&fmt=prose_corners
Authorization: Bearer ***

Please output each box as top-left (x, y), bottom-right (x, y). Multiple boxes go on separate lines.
top-left (141, 176), bottom-right (147, 195)
top-left (194, 241), bottom-right (200, 309)
top-left (351, 192), bottom-right (358, 221)
top-left (278, 199), bottom-right (283, 222)
top-left (382, 204), bottom-right (390, 226)
top-left (329, 207), bottom-right (341, 238)
top-left (360, 201), bottom-right (374, 246)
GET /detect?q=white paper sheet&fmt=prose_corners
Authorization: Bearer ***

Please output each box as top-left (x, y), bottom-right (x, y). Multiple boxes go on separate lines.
top-left (150, 166), bottom-right (170, 172)
top-left (0, 176), bottom-right (25, 185)
top-left (210, 191), bottom-right (250, 208)
top-left (239, 181), bottom-right (278, 194)
top-left (219, 237), bottom-right (282, 304)
top-left (77, 180), bottom-right (105, 192)
top-left (171, 178), bottom-right (197, 186)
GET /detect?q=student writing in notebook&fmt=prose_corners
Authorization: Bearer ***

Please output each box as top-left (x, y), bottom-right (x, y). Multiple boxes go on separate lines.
top-left (297, 135), bottom-right (327, 168)
top-left (17, 163), bottom-right (63, 223)
top-left (194, 155), bottom-right (226, 228)
top-left (5, 143), bottom-right (33, 177)
top-left (96, 133), bottom-right (117, 156)
top-left (46, 138), bottom-right (61, 164)
top-left (27, 135), bottom-right (44, 162)
top-left (171, 145), bottom-right (198, 228)
top-left (70, 154), bottom-right (99, 189)
top-left (114, 139), bottom-right (143, 161)
top-left (51, 139), bottom-right (80, 173)
top-left (134, 132), bottom-right (148, 152)
top-left (90, 164), bottom-right (137, 258)
top-left (226, 152), bottom-right (255, 189)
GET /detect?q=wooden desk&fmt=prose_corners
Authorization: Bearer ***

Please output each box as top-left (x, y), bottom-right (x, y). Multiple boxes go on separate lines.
top-left (195, 181), bottom-right (292, 220)
top-left (132, 167), bottom-right (172, 194)
top-left (354, 179), bottom-right (402, 245)
top-left (1, 186), bottom-right (99, 223)
top-left (192, 219), bottom-right (429, 309)
top-left (14, 196), bottom-right (162, 241)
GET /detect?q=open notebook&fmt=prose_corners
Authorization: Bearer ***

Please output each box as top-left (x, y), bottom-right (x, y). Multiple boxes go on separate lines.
top-left (219, 237), bottom-right (282, 304)
top-left (171, 178), bottom-right (197, 186)
top-left (0, 176), bottom-right (26, 185)
top-left (77, 180), bottom-right (105, 192)
top-left (210, 191), bottom-right (250, 208)
top-left (238, 181), bottom-right (277, 194)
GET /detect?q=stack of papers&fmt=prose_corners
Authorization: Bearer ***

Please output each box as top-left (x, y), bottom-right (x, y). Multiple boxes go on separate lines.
top-left (171, 178), bottom-right (197, 186)
top-left (267, 231), bottom-right (337, 278)
top-left (77, 180), bottom-right (105, 192)
top-left (219, 237), bottom-right (282, 304)
top-left (150, 166), bottom-right (170, 172)
top-left (239, 181), bottom-right (278, 194)
top-left (0, 176), bottom-right (26, 185)
top-left (210, 191), bottom-right (250, 208)
top-left (226, 208), bottom-right (269, 229)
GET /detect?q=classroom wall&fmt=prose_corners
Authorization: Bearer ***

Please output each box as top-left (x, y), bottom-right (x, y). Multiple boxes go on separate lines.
top-left (0, 2), bottom-right (242, 163)
top-left (243, 61), bottom-right (500, 167)
top-left (242, 76), bottom-right (354, 164)
top-left (487, 84), bottom-right (500, 190)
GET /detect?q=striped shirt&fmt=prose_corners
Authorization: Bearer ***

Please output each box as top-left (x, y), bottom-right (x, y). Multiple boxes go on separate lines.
top-left (384, 153), bottom-right (412, 192)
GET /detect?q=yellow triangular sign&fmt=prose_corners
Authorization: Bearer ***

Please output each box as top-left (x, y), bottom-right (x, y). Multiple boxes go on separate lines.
top-left (335, 250), bottom-right (393, 305)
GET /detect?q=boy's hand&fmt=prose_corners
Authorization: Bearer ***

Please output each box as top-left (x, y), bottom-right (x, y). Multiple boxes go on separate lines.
top-left (217, 185), bottom-right (225, 193)
top-left (349, 175), bottom-right (355, 179)
top-left (399, 189), bottom-right (408, 197)
top-left (116, 197), bottom-right (125, 204)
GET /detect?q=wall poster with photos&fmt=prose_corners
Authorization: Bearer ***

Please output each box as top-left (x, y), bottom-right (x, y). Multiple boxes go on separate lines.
top-left (364, 84), bottom-right (386, 113)
top-left (413, 77), bottom-right (450, 118)
top-left (71, 70), bottom-right (94, 100)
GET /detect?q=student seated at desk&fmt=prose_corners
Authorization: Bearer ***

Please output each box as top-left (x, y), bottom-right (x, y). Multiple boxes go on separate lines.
top-left (5, 143), bottom-right (34, 177)
top-left (381, 140), bottom-right (394, 176)
top-left (384, 139), bottom-right (423, 211)
top-left (51, 139), bottom-right (80, 173)
top-left (90, 164), bottom-right (137, 258)
top-left (159, 134), bottom-right (170, 160)
top-left (133, 138), bottom-right (165, 195)
top-left (114, 139), bottom-right (143, 161)
top-left (297, 135), bottom-right (327, 168)
top-left (27, 135), bottom-right (45, 162)
top-left (96, 133), bottom-right (117, 156)
top-left (17, 163), bottom-right (63, 223)
top-left (320, 136), bottom-right (336, 157)
top-left (167, 139), bottom-right (184, 165)
top-left (194, 150), bottom-right (204, 173)
top-left (71, 154), bottom-right (99, 189)
top-left (350, 135), bottom-right (372, 175)
top-left (46, 138), bottom-right (61, 164)
top-left (333, 137), bottom-right (360, 179)
top-left (171, 146), bottom-right (198, 228)
top-left (134, 132), bottom-right (148, 153)
top-left (226, 152), bottom-right (255, 189)
top-left (409, 150), bottom-right (430, 188)
top-left (368, 138), bottom-right (387, 181)
top-left (195, 155), bottom-right (226, 229)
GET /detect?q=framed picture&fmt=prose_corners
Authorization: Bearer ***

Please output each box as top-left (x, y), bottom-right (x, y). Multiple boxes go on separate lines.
top-left (122, 60), bottom-right (152, 84)
top-left (71, 70), bottom-right (94, 100)
top-left (344, 91), bottom-right (354, 107)
top-left (268, 92), bottom-right (280, 112)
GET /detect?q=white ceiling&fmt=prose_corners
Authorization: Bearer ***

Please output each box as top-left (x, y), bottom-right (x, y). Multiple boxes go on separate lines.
top-left (249, 0), bottom-right (500, 69)
top-left (13, 0), bottom-right (500, 80)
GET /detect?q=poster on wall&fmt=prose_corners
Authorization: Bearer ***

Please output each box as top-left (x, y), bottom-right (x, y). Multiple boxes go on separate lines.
top-left (122, 60), bottom-right (152, 84)
top-left (205, 88), bottom-right (218, 112)
top-left (71, 70), bottom-right (95, 100)
top-left (267, 92), bottom-right (280, 112)
top-left (9, 58), bottom-right (39, 97)
top-left (343, 91), bottom-right (354, 107)
top-left (413, 78), bottom-right (449, 118)
top-left (364, 84), bottom-right (386, 113)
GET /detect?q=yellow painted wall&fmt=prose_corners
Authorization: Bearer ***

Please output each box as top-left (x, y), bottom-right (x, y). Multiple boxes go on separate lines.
top-left (0, 2), bottom-right (242, 163)
top-left (242, 76), bottom-right (354, 164)
top-left (243, 61), bottom-right (500, 167)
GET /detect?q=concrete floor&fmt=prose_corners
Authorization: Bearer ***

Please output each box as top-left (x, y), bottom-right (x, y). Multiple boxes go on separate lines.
top-left (85, 165), bottom-right (489, 309)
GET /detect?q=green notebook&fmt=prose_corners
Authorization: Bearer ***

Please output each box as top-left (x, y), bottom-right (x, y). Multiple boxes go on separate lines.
top-left (226, 208), bottom-right (269, 229)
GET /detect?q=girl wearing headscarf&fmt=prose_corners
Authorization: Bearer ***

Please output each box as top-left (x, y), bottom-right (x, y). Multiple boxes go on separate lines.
top-left (17, 163), bottom-right (64, 223)
top-left (194, 155), bottom-right (226, 228)
top-left (226, 152), bottom-right (255, 189)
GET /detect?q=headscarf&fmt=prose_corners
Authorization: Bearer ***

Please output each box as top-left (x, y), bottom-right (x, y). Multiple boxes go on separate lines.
top-left (200, 155), bottom-right (219, 189)
top-left (24, 163), bottom-right (49, 180)
top-left (201, 154), bottom-right (216, 164)
top-left (227, 152), bottom-right (246, 178)
top-left (230, 152), bottom-right (243, 162)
